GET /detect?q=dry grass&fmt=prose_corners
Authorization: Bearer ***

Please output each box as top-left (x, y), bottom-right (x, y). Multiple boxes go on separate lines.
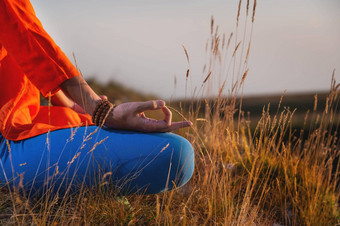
top-left (1, 0), bottom-right (340, 225)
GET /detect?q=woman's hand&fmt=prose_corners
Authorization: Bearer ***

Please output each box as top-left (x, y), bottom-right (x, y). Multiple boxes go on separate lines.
top-left (105, 100), bottom-right (192, 132)
top-left (61, 76), bottom-right (191, 132)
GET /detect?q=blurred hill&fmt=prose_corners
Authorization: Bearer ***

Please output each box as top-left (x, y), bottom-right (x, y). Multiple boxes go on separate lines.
top-left (86, 78), bottom-right (158, 104)
top-left (171, 92), bottom-right (329, 117)
top-left (170, 91), bottom-right (333, 140)
top-left (237, 92), bottom-right (329, 122)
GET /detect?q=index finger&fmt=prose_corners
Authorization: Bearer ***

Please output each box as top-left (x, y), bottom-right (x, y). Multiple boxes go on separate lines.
top-left (134, 100), bottom-right (165, 113)
top-left (162, 106), bottom-right (172, 126)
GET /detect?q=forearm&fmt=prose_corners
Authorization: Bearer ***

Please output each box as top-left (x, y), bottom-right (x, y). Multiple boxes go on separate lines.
top-left (60, 76), bottom-right (101, 115)
top-left (50, 90), bottom-right (74, 108)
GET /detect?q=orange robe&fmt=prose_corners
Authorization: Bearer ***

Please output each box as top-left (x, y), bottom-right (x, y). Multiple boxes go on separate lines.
top-left (0, 0), bottom-right (93, 141)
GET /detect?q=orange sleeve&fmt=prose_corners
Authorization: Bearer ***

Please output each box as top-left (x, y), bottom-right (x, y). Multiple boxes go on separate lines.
top-left (0, 0), bottom-right (80, 96)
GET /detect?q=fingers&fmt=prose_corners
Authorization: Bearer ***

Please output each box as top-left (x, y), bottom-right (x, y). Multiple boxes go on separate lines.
top-left (134, 100), bottom-right (165, 113)
top-left (138, 117), bottom-right (192, 133)
top-left (153, 120), bottom-right (192, 132)
top-left (100, 95), bottom-right (108, 101)
top-left (113, 100), bottom-right (192, 132)
top-left (140, 112), bottom-right (146, 118)
top-left (162, 106), bottom-right (172, 126)
top-left (106, 100), bottom-right (192, 132)
top-left (134, 100), bottom-right (192, 132)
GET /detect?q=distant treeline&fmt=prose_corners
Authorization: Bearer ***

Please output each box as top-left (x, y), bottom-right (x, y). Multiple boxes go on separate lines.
top-left (171, 92), bottom-right (330, 118)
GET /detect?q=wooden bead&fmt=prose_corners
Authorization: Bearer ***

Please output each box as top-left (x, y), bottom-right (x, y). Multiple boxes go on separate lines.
top-left (92, 100), bottom-right (115, 128)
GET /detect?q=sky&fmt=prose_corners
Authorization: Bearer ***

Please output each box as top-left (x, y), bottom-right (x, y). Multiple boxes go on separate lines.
top-left (31, 0), bottom-right (340, 99)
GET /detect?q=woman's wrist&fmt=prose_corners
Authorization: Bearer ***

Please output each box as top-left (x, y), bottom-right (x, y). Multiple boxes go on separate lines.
top-left (60, 76), bottom-right (102, 115)
top-left (91, 100), bottom-right (115, 127)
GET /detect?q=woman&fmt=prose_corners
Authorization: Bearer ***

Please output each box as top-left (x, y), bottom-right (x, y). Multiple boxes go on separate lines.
top-left (0, 0), bottom-right (194, 195)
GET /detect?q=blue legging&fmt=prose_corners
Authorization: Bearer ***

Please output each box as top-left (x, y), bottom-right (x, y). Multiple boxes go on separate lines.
top-left (0, 126), bottom-right (194, 195)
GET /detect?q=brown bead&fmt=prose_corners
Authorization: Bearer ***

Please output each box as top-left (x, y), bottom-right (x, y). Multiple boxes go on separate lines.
top-left (92, 100), bottom-right (115, 128)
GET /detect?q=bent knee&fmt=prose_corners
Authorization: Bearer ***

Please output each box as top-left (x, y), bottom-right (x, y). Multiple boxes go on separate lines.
top-left (165, 133), bottom-right (195, 188)
top-left (134, 133), bottom-right (195, 194)
top-left (116, 133), bottom-right (195, 195)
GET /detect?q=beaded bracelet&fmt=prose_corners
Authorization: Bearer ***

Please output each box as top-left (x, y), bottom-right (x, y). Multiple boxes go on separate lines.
top-left (92, 100), bottom-right (115, 128)
top-left (93, 101), bottom-right (110, 124)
